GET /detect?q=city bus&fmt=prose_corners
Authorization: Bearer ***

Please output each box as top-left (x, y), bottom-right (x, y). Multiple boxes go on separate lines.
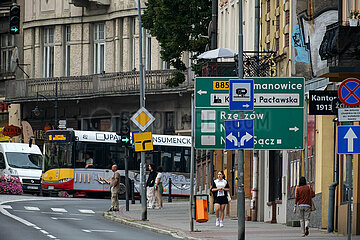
top-left (41, 130), bottom-right (192, 197)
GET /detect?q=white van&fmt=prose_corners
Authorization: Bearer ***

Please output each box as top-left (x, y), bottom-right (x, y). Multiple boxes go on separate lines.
top-left (0, 143), bottom-right (43, 194)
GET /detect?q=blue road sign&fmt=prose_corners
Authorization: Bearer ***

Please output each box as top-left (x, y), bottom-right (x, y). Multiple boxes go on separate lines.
top-left (337, 126), bottom-right (360, 154)
top-left (229, 79), bottom-right (254, 111)
top-left (338, 78), bottom-right (360, 107)
top-left (224, 120), bottom-right (254, 149)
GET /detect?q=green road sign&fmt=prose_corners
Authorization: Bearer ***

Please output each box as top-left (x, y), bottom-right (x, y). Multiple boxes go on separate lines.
top-left (194, 77), bottom-right (305, 150)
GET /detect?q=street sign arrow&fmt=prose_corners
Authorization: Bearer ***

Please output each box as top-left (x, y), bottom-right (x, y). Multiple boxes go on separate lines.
top-left (197, 90), bottom-right (208, 95)
top-left (240, 132), bottom-right (253, 146)
top-left (289, 126), bottom-right (299, 132)
top-left (243, 104), bottom-right (250, 108)
top-left (226, 132), bottom-right (238, 146)
top-left (344, 128), bottom-right (358, 152)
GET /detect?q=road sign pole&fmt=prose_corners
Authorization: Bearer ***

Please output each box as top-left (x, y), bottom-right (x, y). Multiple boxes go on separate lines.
top-left (137, 0), bottom-right (147, 221)
top-left (238, 1), bottom-right (245, 239)
top-left (346, 154), bottom-right (352, 240)
top-left (190, 94), bottom-right (195, 232)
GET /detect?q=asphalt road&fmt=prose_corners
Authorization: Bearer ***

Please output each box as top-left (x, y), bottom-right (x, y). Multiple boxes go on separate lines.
top-left (0, 197), bottom-right (176, 240)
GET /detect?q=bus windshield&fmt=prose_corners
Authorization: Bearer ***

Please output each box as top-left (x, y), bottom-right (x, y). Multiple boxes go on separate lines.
top-left (44, 141), bottom-right (73, 171)
top-left (6, 152), bottom-right (42, 169)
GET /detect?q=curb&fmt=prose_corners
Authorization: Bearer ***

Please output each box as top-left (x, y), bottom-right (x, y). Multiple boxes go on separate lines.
top-left (103, 212), bottom-right (202, 240)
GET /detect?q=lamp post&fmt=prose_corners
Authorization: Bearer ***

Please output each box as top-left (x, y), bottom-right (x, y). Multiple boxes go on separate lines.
top-left (32, 81), bottom-right (58, 129)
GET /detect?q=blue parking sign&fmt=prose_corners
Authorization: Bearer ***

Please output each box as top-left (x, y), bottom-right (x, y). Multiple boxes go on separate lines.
top-left (337, 126), bottom-right (360, 154)
top-left (224, 120), bottom-right (254, 149)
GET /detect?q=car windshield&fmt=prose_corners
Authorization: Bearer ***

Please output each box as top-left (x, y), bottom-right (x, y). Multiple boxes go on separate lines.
top-left (6, 152), bottom-right (42, 169)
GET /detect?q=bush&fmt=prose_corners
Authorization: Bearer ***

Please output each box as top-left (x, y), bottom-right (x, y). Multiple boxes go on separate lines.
top-left (0, 175), bottom-right (23, 195)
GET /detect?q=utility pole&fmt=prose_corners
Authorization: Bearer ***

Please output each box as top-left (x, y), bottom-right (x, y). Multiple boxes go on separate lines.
top-left (238, 1), bottom-right (245, 239)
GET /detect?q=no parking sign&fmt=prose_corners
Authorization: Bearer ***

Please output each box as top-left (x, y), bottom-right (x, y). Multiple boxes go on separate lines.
top-left (338, 78), bottom-right (360, 107)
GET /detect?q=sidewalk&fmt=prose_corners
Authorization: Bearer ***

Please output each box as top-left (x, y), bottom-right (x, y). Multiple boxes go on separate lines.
top-left (104, 200), bottom-right (360, 240)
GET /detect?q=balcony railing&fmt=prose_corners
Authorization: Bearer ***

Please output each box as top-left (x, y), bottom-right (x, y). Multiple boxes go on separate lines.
top-left (5, 69), bottom-right (193, 102)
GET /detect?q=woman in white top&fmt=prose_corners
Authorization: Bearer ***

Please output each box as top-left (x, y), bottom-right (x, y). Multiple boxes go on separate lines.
top-left (211, 170), bottom-right (230, 227)
top-left (154, 166), bottom-right (164, 209)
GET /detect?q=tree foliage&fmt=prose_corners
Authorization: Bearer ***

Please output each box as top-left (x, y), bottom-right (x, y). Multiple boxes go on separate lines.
top-left (142, 0), bottom-right (211, 87)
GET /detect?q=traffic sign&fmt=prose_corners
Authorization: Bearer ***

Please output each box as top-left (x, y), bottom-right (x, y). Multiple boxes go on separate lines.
top-left (337, 126), bottom-right (360, 154)
top-left (131, 107), bottom-right (155, 131)
top-left (195, 107), bottom-right (303, 150)
top-left (338, 108), bottom-right (360, 122)
top-left (229, 79), bottom-right (254, 111)
top-left (338, 78), bottom-right (360, 107)
top-left (133, 132), bottom-right (153, 152)
top-left (194, 77), bottom-right (304, 150)
top-left (225, 120), bottom-right (254, 149)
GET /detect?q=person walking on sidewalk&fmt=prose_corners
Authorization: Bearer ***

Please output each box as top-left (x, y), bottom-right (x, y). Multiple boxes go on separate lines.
top-left (211, 170), bottom-right (230, 227)
top-left (293, 176), bottom-right (315, 237)
top-left (146, 164), bottom-right (157, 209)
top-left (154, 166), bottom-right (164, 209)
top-left (109, 164), bottom-right (120, 211)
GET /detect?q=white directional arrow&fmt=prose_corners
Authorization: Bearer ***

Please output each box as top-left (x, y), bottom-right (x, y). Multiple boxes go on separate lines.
top-left (226, 132), bottom-right (238, 146)
top-left (344, 128), bottom-right (358, 152)
top-left (240, 132), bottom-right (253, 146)
top-left (289, 126), bottom-right (299, 132)
top-left (242, 104), bottom-right (250, 108)
top-left (197, 90), bottom-right (208, 95)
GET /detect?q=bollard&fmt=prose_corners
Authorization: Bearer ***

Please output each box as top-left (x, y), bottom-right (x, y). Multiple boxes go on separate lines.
top-left (131, 180), bottom-right (135, 204)
top-left (168, 178), bottom-right (172, 202)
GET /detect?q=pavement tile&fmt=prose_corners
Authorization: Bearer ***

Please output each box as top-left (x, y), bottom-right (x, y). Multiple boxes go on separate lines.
top-left (104, 200), bottom-right (360, 240)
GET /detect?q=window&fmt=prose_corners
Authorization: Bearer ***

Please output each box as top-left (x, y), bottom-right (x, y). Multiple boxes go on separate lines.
top-left (0, 35), bottom-right (14, 73)
top-left (165, 112), bottom-right (174, 132)
top-left (65, 25), bottom-right (71, 76)
top-left (162, 61), bottom-right (170, 70)
top-left (43, 27), bottom-right (55, 77)
top-left (145, 30), bottom-right (151, 70)
top-left (131, 18), bottom-right (136, 70)
top-left (94, 23), bottom-right (105, 74)
top-left (0, 152), bottom-right (5, 169)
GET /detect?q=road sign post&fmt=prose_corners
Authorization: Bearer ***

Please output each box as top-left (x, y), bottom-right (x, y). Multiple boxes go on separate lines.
top-left (229, 79), bottom-right (254, 111)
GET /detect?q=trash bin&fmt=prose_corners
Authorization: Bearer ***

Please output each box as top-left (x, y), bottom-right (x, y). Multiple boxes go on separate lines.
top-left (196, 199), bottom-right (208, 223)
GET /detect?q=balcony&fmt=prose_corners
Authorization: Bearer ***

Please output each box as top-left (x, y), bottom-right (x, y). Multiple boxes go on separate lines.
top-left (201, 51), bottom-right (276, 77)
top-left (318, 22), bottom-right (360, 81)
top-left (70, 0), bottom-right (110, 8)
top-left (5, 69), bottom-right (193, 103)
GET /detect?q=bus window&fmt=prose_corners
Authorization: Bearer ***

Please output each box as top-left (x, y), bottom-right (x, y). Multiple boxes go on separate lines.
top-left (44, 141), bottom-right (73, 171)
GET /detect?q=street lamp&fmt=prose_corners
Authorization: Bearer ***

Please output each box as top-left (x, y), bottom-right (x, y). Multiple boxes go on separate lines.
top-left (32, 90), bottom-right (58, 129)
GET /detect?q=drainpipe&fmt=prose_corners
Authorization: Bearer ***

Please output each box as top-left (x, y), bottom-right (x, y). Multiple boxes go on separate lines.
top-left (327, 117), bottom-right (339, 232)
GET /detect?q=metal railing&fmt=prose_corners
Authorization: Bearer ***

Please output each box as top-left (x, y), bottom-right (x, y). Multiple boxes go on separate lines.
top-left (5, 69), bottom-right (193, 102)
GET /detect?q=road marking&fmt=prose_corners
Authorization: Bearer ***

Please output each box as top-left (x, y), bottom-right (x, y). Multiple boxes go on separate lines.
top-left (69, 213), bottom-right (93, 216)
top-left (51, 208), bottom-right (67, 213)
top-left (1, 205), bottom-right (12, 209)
top-left (40, 230), bottom-right (49, 234)
top-left (0, 207), bottom-right (35, 227)
top-left (51, 217), bottom-right (82, 221)
top-left (34, 226), bottom-right (41, 230)
top-left (47, 235), bottom-right (56, 239)
top-left (78, 209), bottom-right (95, 214)
top-left (82, 229), bottom-right (116, 233)
top-left (24, 206), bottom-right (40, 211)
top-left (42, 212), bottom-right (64, 215)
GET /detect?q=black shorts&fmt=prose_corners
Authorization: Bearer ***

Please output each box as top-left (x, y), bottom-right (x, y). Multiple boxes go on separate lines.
top-left (214, 196), bottom-right (228, 205)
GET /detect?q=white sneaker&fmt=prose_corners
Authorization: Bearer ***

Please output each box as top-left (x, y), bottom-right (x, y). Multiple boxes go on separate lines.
top-left (219, 221), bottom-right (224, 227)
top-left (216, 218), bottom-right (220, 227)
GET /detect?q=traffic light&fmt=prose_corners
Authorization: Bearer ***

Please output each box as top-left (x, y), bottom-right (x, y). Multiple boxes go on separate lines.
top-left (117, 113), bottom-right (131, 147)
top-left (9, 5), bottom-right (20, 34)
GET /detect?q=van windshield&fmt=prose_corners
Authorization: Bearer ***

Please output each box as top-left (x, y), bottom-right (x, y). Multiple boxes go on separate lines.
top-left (6, 152), bottom-right (42, 169)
